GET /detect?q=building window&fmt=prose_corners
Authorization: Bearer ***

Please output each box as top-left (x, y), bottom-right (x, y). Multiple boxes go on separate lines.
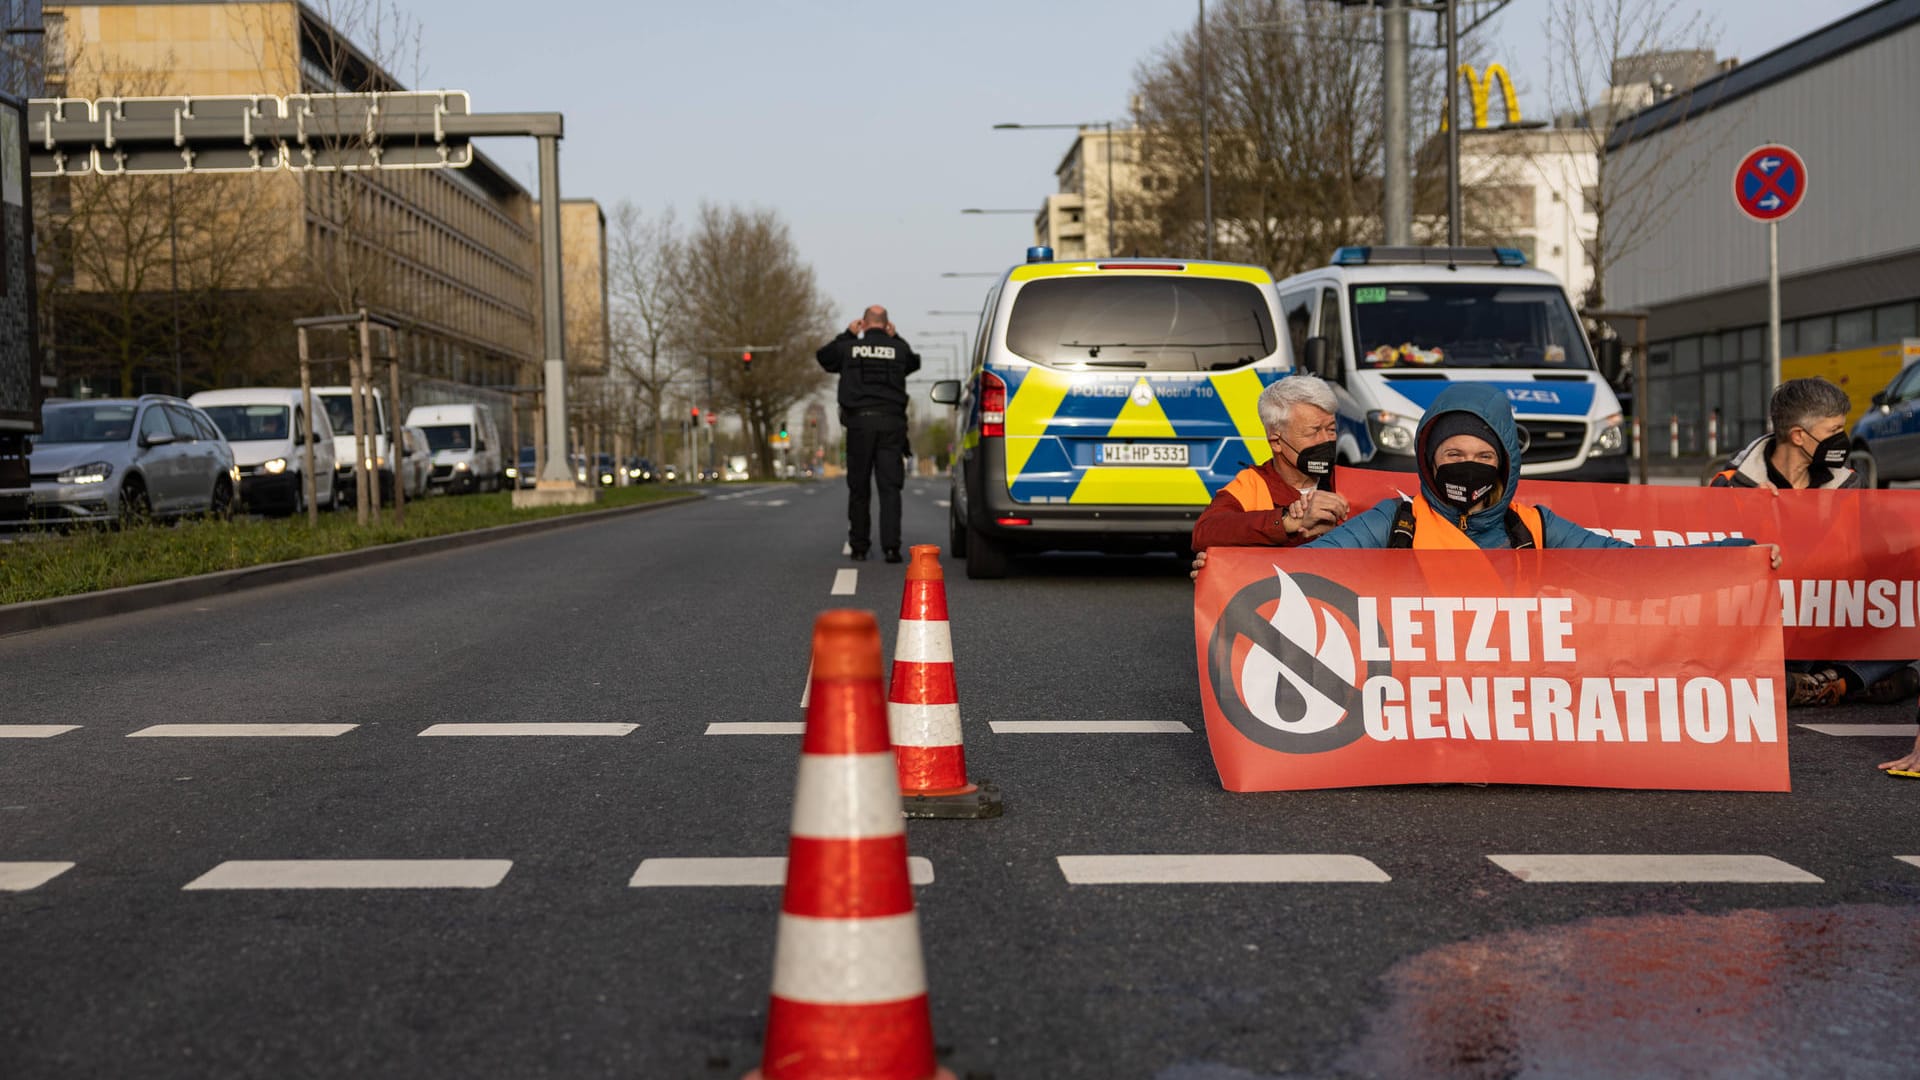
top-left (1673, 336), bottom-right (1699, 374)
top-left (1799, 316), bottom-right (1832, 353)
top-left (1876, 301), bottom-right (1917, 341)
top-left (1835, 309), bottom-right (1873, 348)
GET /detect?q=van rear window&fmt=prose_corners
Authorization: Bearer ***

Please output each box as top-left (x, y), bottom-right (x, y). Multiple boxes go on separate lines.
top-left (1005, 276), bottom-right (1276, 372)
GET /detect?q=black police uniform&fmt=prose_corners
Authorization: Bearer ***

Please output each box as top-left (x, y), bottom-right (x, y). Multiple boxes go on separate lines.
top-left (817, 328), bottom-right (920, 559)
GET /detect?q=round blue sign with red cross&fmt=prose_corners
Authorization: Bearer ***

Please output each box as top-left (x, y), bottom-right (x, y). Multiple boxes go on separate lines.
top-left (1733, 144), bottom-right (1808, 223)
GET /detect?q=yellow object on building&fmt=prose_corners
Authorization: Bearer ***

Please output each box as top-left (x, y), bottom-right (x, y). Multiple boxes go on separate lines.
top-left (1782, 340), bottom-right (1920, 426)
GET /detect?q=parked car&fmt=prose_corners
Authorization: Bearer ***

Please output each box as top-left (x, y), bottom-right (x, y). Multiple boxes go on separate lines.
top-left (406, 403), bottom-right (504, 493)
top-left (1849, 357), bottom-right (1920, 488)
top-left (314, 385), bottom-right (392, 506)
top-left (386, 425), bottom-right (434, 502)
top-left (626, 456), bottom-right (656, 483)
top-left (507, 445), bottom-right (538, 488)
top-left (661, 462), bottom-right (679, 483)
top-left (190, 388), bottom-right (337, 515)
top-left (25, 396), bottom-right (237, 523)
top-left (724, 454), bottom-right (750, 481)
top-left (591, 453), bottom-right (618, 487)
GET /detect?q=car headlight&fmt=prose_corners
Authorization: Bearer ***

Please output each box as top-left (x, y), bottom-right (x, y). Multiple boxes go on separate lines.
top-left (1367, 410), bottom-right (1417, 453)
top-left (261, 457), bottom-right (289, 475)
top-left (58, 462), bottom-right (113, 485)
top-left (505, 466), bottom-right (518, 478)
top-left (627, 468), bottom-right (640, 478)
top-left (455, 461), bottom-right (470, 472)
top-left (1594, 413), bottom-right (1626, 455)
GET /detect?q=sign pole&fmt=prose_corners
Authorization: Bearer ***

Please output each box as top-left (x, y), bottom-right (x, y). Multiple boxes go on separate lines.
top-left (1768, 220), bottom-right (1781, 396)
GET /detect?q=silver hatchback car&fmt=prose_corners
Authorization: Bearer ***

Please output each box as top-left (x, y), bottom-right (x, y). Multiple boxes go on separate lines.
top-left (27, 396), bottom-right (239, 523)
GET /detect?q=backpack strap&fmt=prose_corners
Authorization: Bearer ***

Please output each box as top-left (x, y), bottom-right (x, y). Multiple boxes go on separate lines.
top-left (1387, 498), bottom-right (1417, 549)
top-left (1503, 508), bottom-right (1537, 550)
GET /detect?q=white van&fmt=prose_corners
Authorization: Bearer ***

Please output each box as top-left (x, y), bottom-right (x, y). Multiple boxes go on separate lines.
top-left (314, 385), bottom-right (393, 504)
top-left (405, 403), bottom-right (503, 493)
top-left (1276, 246), bottom-right (1630, 481)
top-left (190, 388), bottom-right (338, 514)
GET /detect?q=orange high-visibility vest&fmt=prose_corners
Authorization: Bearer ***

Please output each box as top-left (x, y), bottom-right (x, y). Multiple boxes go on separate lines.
top-left (1407, 495), bottom-right (1544, 549)
top-left (1222, 467), bottom-right (1280, 513)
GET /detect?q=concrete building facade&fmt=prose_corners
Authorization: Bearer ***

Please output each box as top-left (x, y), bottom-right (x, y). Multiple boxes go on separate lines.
top-left (1605, 0), bottom-right (1920, 453)
top-left (1031, 126), bottom-right (1141, 260)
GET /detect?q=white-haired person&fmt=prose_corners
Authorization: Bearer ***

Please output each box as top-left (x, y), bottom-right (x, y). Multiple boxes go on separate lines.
top-left (1190, 375), bottom-right (1350, 560)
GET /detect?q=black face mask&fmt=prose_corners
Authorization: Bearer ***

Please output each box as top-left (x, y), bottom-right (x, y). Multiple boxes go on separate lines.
top-left (1434, 461), bottom-right (1501, 510)
top-left (1278, 435), bottom-right (1337, 482)
top-left (1808, 431), bottom-right (1850, 471)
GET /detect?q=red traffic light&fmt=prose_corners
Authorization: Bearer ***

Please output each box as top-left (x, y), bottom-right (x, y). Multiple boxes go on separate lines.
top-left (690, 407), bottom-right (700, 421)
top-left (742, 351), bottom-right (753, 365)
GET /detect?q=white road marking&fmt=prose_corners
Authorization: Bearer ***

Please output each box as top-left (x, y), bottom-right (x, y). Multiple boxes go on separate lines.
top-left (1898, 857), bottom-right (1920, 871)
top-left (935, 500), bottom-right (950, 508)
top-left (800, 654), bottom-right (813, 708)
top-left (129, 724), bottom-right (357, 738)
top-left (418, 723), bottom-right (637, 737)
top-left (630, 856), bottom-right (934, 887)
top-left (0, 862), bottom-right (75, 892)
top-left (1488, 854), bottom-right (1822, 883)
top-left (831, 569), bottom-right (858, 596)
top-left (991, 720), bottom-right (1191, 735)
top-left (1057, 854), bottom-right (1390, 884)
top-left (0, 725), bottom-right (80, 738)
top-left (842, 542), bottom-right (852, 556)
top-left (183, 859), bottom-right (513, 890)
top-left (706, 722), bottom-right (806, 735)
top-left (756, 499), bottom-right (789, 507)
top-left (1799, 723), bottom-right (1920, 737)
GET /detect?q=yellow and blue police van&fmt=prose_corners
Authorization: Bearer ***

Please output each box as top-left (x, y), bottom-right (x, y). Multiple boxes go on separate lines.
top-left (1275, 246), bottom-right (1631, 482)
top-left (929, 249), bottom-right (1292, 578)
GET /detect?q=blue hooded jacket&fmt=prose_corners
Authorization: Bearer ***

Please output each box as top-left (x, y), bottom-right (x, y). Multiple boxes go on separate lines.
top-left (1305, 382), bottom-right (1749, 550)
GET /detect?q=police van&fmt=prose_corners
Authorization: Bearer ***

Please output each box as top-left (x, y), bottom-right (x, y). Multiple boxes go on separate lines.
top-left (1275, 246), bottom-right (1630, 481)
top-left (930, 250), bottom-right (1292, 578)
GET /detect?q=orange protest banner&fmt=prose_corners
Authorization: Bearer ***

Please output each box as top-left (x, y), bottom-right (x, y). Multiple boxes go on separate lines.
top-left (1194, 547), bottom-right (1789, 792)
top-left (1333, 469), bottom-right (1920, 661)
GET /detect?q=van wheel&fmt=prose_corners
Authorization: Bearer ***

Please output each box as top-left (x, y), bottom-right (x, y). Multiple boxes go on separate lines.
top-left (964, 523), bottom-right (1009, 579)
top-left (949, 505), bottom-right (969, 559)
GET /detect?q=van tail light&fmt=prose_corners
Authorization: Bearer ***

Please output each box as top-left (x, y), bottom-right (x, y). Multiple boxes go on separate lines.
top-left (980, 370), bottom-right (1008, 437)
top-left (995, 517), bottom-right (1032, 526)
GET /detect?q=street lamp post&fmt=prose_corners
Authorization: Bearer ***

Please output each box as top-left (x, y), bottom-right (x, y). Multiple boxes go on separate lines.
top-left (993, 121), bottom-right (1116, 257)
top-left (918, 330), bottom-right (969, 379)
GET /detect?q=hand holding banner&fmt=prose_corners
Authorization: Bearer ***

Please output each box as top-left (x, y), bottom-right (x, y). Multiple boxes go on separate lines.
top-left (1194, 548), bottom-right (1788, 792)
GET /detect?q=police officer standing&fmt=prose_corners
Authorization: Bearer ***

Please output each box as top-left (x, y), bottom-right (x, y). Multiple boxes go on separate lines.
top-left (817, 305), bottom-right (920, 562)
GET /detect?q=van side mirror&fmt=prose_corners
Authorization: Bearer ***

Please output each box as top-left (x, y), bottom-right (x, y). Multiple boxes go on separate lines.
top-left (1302, 336), bottom-right (1332, 380)
top-left (1594, 337), bottom-right (1625, 387)
top-left (930, 380), bottom-right (962, 405)
top-left (1872, 390), bottom-right (1888, 410)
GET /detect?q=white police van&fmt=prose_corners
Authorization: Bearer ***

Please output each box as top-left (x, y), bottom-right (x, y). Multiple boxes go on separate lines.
top-left (1276, 246), bottom-right (1630, 481)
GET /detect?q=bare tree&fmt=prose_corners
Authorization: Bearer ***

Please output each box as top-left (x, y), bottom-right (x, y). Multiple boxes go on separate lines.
top-left (1543, 0), bottom-right (1724, 310)
top-left (606, 201), bottom-right (684, 466)
top-left (671, 204), bottom-right (831, 479)
top-left (1122, 0), bottom-right (1464, 274)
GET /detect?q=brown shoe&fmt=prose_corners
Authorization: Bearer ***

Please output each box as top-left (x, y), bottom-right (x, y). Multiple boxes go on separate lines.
top-left (1788, 668), bottom-right (1848, 707)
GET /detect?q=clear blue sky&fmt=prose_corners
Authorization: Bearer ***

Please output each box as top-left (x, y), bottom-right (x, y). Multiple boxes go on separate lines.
top-left (396, 0), bottom-right (1857, 375)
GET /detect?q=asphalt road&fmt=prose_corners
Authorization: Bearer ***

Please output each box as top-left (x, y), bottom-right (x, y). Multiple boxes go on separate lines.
top-left (3, 478), bottom-right (1918, 1079)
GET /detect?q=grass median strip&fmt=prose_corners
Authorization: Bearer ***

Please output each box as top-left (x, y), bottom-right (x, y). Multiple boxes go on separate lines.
top-left (0, 487), bottom-right (687, 606)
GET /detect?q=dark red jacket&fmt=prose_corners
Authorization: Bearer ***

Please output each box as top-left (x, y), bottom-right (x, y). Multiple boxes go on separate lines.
top-left (1190, 461), bottom-right (1312, 550)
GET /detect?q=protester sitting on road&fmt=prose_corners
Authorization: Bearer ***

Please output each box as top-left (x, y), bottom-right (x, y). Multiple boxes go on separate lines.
top-left (1190, 375), bottom-right (1350, 554)
top-left (1712, 377), bottom-right (1919, 707)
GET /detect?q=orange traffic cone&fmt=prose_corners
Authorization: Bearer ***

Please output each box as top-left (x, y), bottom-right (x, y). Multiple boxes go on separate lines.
top-left (888, 545), bottom-right (1001, 820)
top-left (747, 610), bottom-right (956, 1080)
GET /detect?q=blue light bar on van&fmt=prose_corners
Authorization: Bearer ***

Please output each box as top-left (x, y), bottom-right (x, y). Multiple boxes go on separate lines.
top-left (1026, 246), bottom-right (1053, 263)
top-left (1329, 246), bottom-right (1530, 268)
top-left (1332, 246), bottom-right (1370, 266)
top-left (1494, 247), bottom-right (1528, 266)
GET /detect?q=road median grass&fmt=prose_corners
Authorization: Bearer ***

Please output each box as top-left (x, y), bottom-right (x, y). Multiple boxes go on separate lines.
top-left (0, 486), bottom-right (691, 606)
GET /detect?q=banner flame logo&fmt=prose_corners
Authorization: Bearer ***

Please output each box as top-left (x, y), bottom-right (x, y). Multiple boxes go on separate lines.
top-left (1240, 567), bottom-right (1356, 735)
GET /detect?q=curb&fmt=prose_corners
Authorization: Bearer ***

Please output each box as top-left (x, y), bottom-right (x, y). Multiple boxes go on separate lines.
top-left (0, 493), bottom-right (703, 638)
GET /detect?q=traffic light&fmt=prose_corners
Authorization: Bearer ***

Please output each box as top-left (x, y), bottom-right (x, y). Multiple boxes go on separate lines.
top-left (778, 425), bottom-right (788, 439)
top-left (741, 350), bottom-right (753, 368)
top-left (690, 407), bottom-right (700, 423)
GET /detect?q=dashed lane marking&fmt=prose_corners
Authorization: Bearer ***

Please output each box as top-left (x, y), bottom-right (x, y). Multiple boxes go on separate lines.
top-left (991, 720), bottom-right (1191, 734)
top-left (1799, 724), bottom-right (1920, 737)
top-left (182, 859), bottom-right (513, 890)
top-left (1057, 854), bottom-right (1391, 884)
top-left (0, 862), bottom-right (75, 892)
top-left (630, 856), bottom-right (934, 887)
top-left (0, 726), bottom-right (80, 738)
top-left (418, 723), bottom-right (637, 737)
top-left (1488, 854), bottom-right (1823, 883)
top-left (842, 542), bottom-right (852, 556)
top-left (1900, 857), bottom-right (1920, 871)
top-left (936, 500), bottom-right (950, 508)
top-left (706, 722), bottom-right (806, 735)
top-left (128, 724), bottom-right (358, 738)
top-left (831, 569), bottom-right (858, 596)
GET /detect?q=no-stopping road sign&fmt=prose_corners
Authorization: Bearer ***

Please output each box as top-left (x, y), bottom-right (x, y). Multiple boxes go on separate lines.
top-left (1733, 144), bottom-right (1807, 223)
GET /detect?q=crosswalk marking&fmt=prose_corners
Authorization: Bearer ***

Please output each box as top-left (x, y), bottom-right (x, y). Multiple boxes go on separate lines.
top-left (1799, 723), bottom-right (1920, 737)
top-left (418, 723), bottom-right (636, 737)
top-left (991, 720), bottom-right (1191, 734)
top-left (630, 856), bottom-right (934, 887)
top-left (831, 569), bottom-right (858, 595)
top-left (182, 860), bottom-right (513, 890)
top-left (0, 862), bottom-right (75, 892)
top-left (128, 724), bottom-right (358, 738)
top-left (1488, 854), bottom-right (1822, 883)
top-left (1057, 854), bottom-right (1391, 884)
top-left (0, 725), bottom-right (80, 738)
top-left (706, 722), bottom-right (805, 735)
